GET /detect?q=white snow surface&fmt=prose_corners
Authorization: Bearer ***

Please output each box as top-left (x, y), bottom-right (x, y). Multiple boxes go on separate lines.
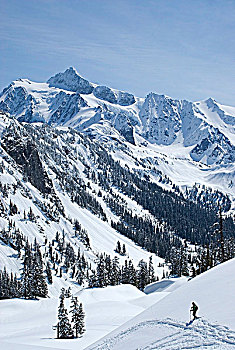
top-left (87, 258), bottom-right (235, 349)
top-left (0, 284), bottom-right (165, 350)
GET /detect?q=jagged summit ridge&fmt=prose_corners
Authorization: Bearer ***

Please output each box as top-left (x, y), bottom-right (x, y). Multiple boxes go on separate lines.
top-left (47, 66), bottom-right (94, 94)
top-left (47, 67), bottom-right (136, 106)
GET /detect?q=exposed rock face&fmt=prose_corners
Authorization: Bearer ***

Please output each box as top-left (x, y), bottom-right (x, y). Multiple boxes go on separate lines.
top-left (119, 125), bottom-right (135, 145)
top-left (114, 112), bottom-right (136, 145)
top-left (0, 84), bottom-right (46, 123)
top-left (0, 85), bottom-right (44, 123)
top-left (139, 93), bottom-right (181, 145)
top-left (93, 86), bottom-right (117, 104)
top-left (46, 67), bottom-right (136, 107)
top-left (117, 91), bottom-right (135, 106)
top-left (190, 129), bottom-right (235, 165)
top-left (93, 86), bottom-right (135, 106)
top-left (47, 67), bottom-right (94, 94)
top-left (206, 98), bottom-right (235, 126)
top-left (1, 130), bottom-right (53, 194)
top-left (48, 91), bottom-right (87, 125)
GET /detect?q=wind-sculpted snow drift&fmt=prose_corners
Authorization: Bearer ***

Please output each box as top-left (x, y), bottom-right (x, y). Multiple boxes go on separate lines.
top-left (88, 319), bottom-right (235, 350)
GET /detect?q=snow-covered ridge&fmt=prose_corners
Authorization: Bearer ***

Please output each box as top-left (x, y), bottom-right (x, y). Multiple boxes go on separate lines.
top-left (47, 67), bottom-right (136, 106)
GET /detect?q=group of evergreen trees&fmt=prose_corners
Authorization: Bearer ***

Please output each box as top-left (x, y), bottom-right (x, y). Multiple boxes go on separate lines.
top-left (0, 268), bottom-right (21, 299)
top-left (0, 238), bottom-right (48, 299)
top-left (22, 122), bottom-right (235, 251)
top-left (166, 209), bottom-right (235, 277)
top-left (56, 288), bottom-right (85, 339)
top-left (88, 253), bottom-right (156, 291)
top-left (21, 239), bottom-right (48, 299)
top-left (115, 241), bottom-right (127, 255)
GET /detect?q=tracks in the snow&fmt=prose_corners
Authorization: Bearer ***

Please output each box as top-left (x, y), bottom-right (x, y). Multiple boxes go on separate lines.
top-left (88, 318), bottom-right (235, 350)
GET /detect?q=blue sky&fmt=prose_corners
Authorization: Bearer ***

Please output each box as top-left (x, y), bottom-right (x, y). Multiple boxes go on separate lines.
top-left (1, 0), bottom-right (235, 105)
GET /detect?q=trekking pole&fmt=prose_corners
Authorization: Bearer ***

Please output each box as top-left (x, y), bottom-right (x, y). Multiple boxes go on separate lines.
top-left (190, 310), bottom-right (192, 322)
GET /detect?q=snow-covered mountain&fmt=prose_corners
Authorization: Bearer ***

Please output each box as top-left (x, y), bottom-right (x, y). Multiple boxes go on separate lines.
top-left (0, 67), bottom-right (235, 207)
top-left (1, 67), bottom-right (235, 162)
top-left (0, 68), bottom-right (235, 349)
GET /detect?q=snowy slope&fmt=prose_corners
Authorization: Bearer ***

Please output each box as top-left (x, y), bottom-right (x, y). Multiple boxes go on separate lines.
top-left (87, 258), bottom-right (235, 349)
top-left (0, 113), bottom-right (165, 275)
top-left (0, 284), bottom-right (164, 350)
top-left (0, 109), bottom-right (175, 303)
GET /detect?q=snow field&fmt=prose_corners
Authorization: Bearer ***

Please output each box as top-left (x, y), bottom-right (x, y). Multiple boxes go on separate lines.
top-left (0, 284), bottom-right (163, 350)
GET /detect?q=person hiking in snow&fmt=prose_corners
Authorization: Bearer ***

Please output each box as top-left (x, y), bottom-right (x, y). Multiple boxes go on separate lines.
top-left (190, 302), bottom-right (198, 320)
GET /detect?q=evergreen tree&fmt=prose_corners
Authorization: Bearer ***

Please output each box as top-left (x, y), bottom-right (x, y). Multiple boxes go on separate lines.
top-left (32, 247), bottom-right (48, 297)
top-left (128, 260), bottom-right (136, 286)
top-left (115, 241), bottom-right (121, 254)
top-left (77, 303), bottom-right (85, 336)
top-left (110, 256), bottom-right (121, 286)
top-left (137, 260), bottom-right (149, 291)
top-left (96, 254), bottom-right (107, 287)
top-left (21, 246), bottom-right (34, 299)
top-left (46, 262), bottom-right (53, 284)
top-left (88, 270), bottom-right (97, 288)
top-left (218, 207), bottom-right (225, 263)
top-left (121, 243), bottom-right (126, 256)
top-left (121, 260), bottom-right (129, 284)
top-left (104, 254), bottom-right (112, 285)
top-left (70, 297), bottom-right (85, 337)
top-left (148, 256), bottom-right (156, 283)
top-left (76, 270), bottom-right (85, 286)
top-left (57, 292), bottom-right (73, 339)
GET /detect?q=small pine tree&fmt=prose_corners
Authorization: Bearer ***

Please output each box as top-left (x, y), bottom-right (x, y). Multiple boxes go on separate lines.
top-left (121, 244), bottom-right (126, 256)
top-left (21, 248), bottom-right (34, 299)
top-left (70, 297), bottom-right (83, 338)
top-left (121, 260), bottom-right (129, 284)
top-left (96, 254), bottom-right (107, 287)
top-left (128, 260), bottom-right (136, 286)
top-left (77, 303), bottom-right (85, 336)
top-left (148, 256), bottom-right (156, 283)
top-left (57, 292), bottom-right (73, 339)
top-left (110, 256), bottom-right (121, 286)
top-left (115, 241), bottom-right (121, 254)
top-left (137, 260), bottom-right (149, 291)
top-left (46, 262), bottom-right (53, 284)
top-left (88, 271), bottom-right (97, 288)
top-left (32, 252), bottom-right (48, 297)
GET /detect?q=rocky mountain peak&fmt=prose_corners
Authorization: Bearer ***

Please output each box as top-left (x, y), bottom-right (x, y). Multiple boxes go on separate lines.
top-left (47, 67), bottom-right (94, 94)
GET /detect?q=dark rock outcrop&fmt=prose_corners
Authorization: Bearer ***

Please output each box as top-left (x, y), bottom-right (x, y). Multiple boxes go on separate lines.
top-left (2, 131), bottom-right (52, 194)
top-left (47, 67), bottom-right (94, 94)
